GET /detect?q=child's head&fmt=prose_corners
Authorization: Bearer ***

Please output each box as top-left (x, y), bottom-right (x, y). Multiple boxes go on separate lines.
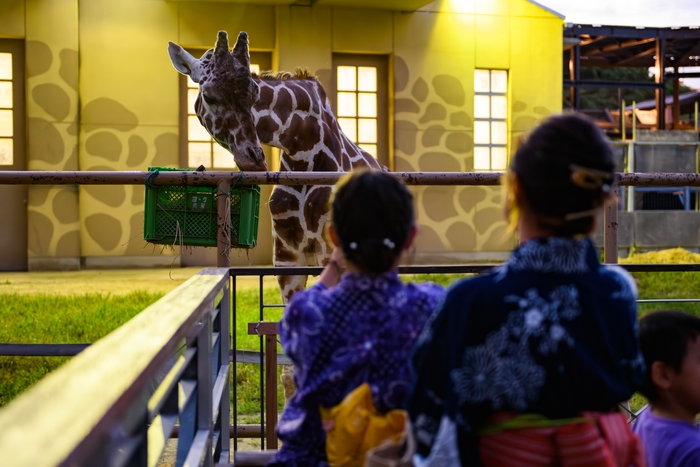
top-left (330, 170), bottom-right (416, 274)
top-left (639, 310), bottom-right (700, 413)
top-left (507, 113), bottom-right (615, 237)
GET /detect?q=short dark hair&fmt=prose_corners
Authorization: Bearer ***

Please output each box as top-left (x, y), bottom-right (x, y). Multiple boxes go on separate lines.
top-left (510, 113), bottom-right (616, 237)
top-left (638, 310), bottom-right (700, 402)
top-left (331, 170), bottom-right (414, 273)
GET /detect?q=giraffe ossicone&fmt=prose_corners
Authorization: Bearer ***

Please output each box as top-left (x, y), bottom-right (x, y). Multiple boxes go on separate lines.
top-left (168, 30), bottom-right (386, 302)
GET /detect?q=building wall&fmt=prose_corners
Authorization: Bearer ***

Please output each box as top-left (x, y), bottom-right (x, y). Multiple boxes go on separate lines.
top-left (0, 0), bottom-right (563, 269)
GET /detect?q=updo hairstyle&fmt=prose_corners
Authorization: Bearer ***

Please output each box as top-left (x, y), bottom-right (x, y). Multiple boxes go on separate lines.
top-left (331, 170), bottom-right (415, 273)
top-left (509, 113), bottom-right (616, 237)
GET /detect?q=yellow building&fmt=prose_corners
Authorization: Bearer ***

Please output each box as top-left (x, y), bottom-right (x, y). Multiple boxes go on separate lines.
top-left (0, 0), bottom-right (562, 271)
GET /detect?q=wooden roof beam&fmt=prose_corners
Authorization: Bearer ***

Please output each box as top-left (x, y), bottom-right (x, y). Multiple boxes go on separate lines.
top-left (612, 46), bottom-right (656, 66)
top-left (583, 37), bottom-right (656, 56)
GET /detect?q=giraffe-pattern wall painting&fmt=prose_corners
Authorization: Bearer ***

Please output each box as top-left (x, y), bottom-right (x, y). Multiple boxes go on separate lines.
top-left (26, 38), bottom-right (81, 268)
top-left (393, 55), bottom-right (515, 256)
top-left (26, 37), bottom-right (179, 264)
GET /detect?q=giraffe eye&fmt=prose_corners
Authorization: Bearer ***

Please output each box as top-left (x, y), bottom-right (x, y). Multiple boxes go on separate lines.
top-left (202, 93), bottom-right (217, 105)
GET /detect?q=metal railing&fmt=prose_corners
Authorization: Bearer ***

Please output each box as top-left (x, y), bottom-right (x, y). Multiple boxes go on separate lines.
top-left (3, 171), bottom-right (700, 463)
top-left (0, 268), bottom-right (231, 467)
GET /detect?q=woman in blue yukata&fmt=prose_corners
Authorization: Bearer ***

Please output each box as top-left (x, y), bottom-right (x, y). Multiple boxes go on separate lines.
top-left (268, 170), bottom-right (445, 467)
top-left (408, 114), bottom-right (646, 467)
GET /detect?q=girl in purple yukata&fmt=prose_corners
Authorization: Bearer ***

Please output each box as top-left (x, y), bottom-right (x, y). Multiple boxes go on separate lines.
top-left (267, 170), bottom-right (445, 467)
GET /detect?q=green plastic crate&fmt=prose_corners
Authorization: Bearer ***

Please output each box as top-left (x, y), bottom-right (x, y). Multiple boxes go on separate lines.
top-left (143, 167), bottom-right (260, 248)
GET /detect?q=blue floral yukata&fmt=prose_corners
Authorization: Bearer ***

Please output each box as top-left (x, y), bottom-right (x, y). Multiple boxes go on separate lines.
top-left (407, 237), bottom-right (645, 466)
top-left (268, 272), bottom-right (444, 467)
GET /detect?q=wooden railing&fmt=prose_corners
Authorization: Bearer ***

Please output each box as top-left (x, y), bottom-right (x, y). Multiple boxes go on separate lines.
top-left (0, 268), bottom-right (231, 467)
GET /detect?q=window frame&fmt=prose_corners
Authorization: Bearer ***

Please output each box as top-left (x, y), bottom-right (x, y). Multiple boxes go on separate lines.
top-left (331, 54), bottom-right (389, 168)
top-left (0, 40), bottom-right (25, 171)
top-left (473, 69), bottom-right (508, 172)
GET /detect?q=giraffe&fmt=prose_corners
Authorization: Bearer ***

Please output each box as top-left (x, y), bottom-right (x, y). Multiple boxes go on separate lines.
top-left (168, 30), bottom-right (385, 302)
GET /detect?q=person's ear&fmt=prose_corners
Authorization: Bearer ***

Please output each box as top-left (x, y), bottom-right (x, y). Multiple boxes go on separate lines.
top-left (402, 225), bottom-right (418, 251)
top-left (651, 361), bottom-right (674, 391)
top-left (327, 224), bottom-right (341, 248)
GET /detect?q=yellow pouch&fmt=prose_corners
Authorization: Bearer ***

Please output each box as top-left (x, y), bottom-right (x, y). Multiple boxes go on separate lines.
top-left (320, 383), bottom-right (407, 467)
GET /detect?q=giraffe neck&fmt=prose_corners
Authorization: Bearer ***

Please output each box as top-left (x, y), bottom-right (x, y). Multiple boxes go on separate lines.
top-left (252, 76), bottom-right (380, 172)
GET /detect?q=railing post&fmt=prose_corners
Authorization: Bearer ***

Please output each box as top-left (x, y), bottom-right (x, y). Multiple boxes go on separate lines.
top-left (265, 334), bottom-right (279, 449)
top-left (197, 307), bottom-right (214, 467)
top-left (217, 179), bottom-right (232, 268)
top-left (605, 186), bottom-right (619, 264)
top-left (219, 282), bottom-right (231, 462)
top-left (627, 142), bottom-right (635, 212)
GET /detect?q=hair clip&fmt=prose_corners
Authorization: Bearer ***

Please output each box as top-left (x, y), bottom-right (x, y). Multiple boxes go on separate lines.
top-left (570, 164), bottom-right (613, 191)
top-left (349, 242), bottom-right (358, 250)
top-left (564, 208), bottom-right (600, 221)
top-left (383, 238), bottom-right (396, 249)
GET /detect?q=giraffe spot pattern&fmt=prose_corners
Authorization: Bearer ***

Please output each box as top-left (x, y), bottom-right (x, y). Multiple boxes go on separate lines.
top-left (419, 152), bottom-right (461, 172)
top-left (423, 187), bottom-right (458, 222)
top-left (412, 78), bottom-right (429, 102)
top-left (126, 135), bottom-right (148, 167)
top-left (27, 211), bottom-right (54, 255)
top-left (394, 56), bottom-right (410, 93)
top-left (422, 125), bottom-right (445, 147)
top-left (86, 132), bottom-right (122, 161)
top-left (64, 146), bottom-right (78, 170)
top-left (273, 216), bottom-right (305, 250)
top-left (396, 99), bottom-right (421, 114)
top-left (131, 186), bottom-right (144, 206)
top-left (26, 41), bottom-right (52, 78)
top-left (474, 207), bottom-right (504, 235)
top-left (33, 83), bottom-right (71, 121)
top-left (395, 120), bottom-right (417, 155)
top-left (445, 132), bottom-right (473, 153)
top-left (125, 212), bottom-right (145, 255)
top-left (56, 230), bottom-right (80, 256)
top-left (256, 115), bottom-right (279, 142)
top-left (459, 187), bottom-right (487, 213)
top-left (419, 103), bottom-right (447, 123)
top-left (274, 88), bottom-right (294, 126)
top-left (85, 214), bottom-right (122, 251)
top-left (303, 186), bottom-right (332, 234)
top-left (446, 222), bottom-right (477, 251)
top-left (59, 49), bottom-right (79, 91)
top-left (52, 189), bottom-right (79, 224)
top-left (82, 98), bottom-right (138, 131)
top-left (83, 186), bottom-right (127, 208)
top-left (270, 191), bottom-right (301, 215)
top-left (28, 187), bottom-right (52, 207)
top-left (415, 224), bottom-right (445, 251)
top-left (28, 117), bottom-right (64, 164)
top-left (450, 111), bottom-right (471, 127)
top-left (432, 75), bottom-right (465, 106)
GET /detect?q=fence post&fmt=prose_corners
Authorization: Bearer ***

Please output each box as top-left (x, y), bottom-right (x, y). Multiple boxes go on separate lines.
top-left (604, 186), bottom-right (619, 264)
top-left (217, 179), bottom-right (232, 268)
top-left (197, 307), bottom-right (214, 467)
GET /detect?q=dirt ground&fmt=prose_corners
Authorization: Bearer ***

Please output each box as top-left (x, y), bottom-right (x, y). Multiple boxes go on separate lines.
top-left (0, 267), bottom-right (282, 295)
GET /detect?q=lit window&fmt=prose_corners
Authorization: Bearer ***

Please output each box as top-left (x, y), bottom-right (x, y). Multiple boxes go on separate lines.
top-left (336, 65), bottom-right (378, 158)
top-left (185, 62), bottom-right (261, 169)
top-left (0, 52), bottom-right (12, 166)
top-left (474, 69), bottom-right (508, 171)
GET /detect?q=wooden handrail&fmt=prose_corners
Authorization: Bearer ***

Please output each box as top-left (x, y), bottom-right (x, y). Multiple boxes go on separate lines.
top-left (0, 268), bottom-right (229, 467)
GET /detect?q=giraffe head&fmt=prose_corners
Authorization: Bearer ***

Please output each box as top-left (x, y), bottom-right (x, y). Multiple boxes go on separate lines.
top-left (168, 31), bottom-right (268, 171)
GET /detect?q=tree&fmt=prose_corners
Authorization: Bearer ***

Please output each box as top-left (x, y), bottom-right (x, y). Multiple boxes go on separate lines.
top-left (563, 67), bottom-right (693, 110)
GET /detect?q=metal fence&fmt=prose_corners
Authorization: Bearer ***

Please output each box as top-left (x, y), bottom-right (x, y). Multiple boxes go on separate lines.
top-left (2, 170), bottom-right (700, 465)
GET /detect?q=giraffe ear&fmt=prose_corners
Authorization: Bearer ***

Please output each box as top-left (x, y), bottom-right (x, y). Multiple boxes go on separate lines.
top-left (168, 42), bottom-right (202, 82)
top-left (232, 31), bottom-right (250, 69)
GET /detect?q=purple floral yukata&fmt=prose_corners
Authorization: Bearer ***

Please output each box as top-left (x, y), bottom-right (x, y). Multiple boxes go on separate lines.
top-left (267, 272), bottom-right (444, 467)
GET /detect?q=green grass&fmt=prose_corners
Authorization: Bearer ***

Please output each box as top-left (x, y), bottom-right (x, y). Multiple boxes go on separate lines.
top-left (0, 291), bottom-right (162, 406)
top-left (2, 268), bottom-right (700, 421)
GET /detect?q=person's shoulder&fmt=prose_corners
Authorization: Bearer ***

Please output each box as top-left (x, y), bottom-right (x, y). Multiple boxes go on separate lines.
top-left (596, 264), bottom-right (638, 298)
top-left (441, 269), bottom-right (501, 304)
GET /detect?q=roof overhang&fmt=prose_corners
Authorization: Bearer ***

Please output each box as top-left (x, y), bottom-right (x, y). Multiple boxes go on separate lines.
top-left (166, 0), bottom-right (435, 11)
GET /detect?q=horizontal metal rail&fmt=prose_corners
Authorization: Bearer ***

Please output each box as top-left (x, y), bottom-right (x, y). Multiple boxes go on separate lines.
top-left (2, 171), bottom-right (700, 187)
